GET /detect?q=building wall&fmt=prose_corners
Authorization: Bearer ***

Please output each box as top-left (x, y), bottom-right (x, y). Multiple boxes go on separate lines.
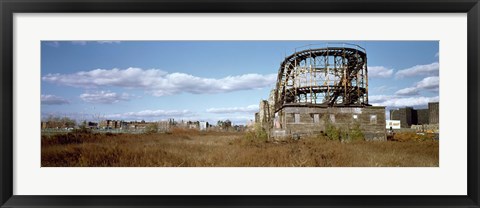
top-left (275, 106), bottom-right (386, 141)
top-left (390, 107), bottom-right (413, 128)
top-left (99, 120), bottom-right (121, 129)
top-left (258, 100), bottom-right (271, 129)
top-left (429, 102), bottom-right (439, 124)
top-left (390, 102), bottom-right (439, 128)
top-left (415, 109), bottom-right (430, 125)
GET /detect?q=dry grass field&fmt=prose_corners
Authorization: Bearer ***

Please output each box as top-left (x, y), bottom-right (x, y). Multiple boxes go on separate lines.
top-left (41, 128), bottom-right (439, 167)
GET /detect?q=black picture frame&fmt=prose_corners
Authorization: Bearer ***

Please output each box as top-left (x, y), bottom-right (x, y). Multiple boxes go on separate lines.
top-left (1, 0), bottom-right (479, 207)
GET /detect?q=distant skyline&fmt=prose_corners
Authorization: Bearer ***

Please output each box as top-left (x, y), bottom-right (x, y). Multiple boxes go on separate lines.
top-left (41, 41), bottom-right (439, 125)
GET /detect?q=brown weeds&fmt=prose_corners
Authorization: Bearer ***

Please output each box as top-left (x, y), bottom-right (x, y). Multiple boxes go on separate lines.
top-left (41, 131), bottom-right (439, 167)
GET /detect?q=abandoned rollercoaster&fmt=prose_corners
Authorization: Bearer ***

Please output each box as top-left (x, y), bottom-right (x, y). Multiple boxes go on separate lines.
top-left (257, 43), bottom-right (387, 141)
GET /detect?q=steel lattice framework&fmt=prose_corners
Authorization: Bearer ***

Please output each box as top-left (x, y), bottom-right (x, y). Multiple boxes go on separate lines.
top-left (274, 44), bottom-right (369, 112)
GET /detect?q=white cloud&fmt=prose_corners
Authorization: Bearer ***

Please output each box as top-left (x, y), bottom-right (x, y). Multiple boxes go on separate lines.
top-left (368, 66), bottom-right (394, 78)
top-left (395, 76), bottom-right (439, 96)
top-left (416, 76), bottom-right (439, 90)
top-left (206, 105), bottom-right (259, 114)
top-left (41, 94), bottom-right (69, 105)
top-left (43, 67), bottom-right (277, 96)
top-left (43, 68), bottom-right (167, 88)
top-left (369, 95), bottom-right (393, 103)
top-left (80, 91), bottom-right (133, 104)
top-left (371, 85), bottom-right (396, 93)
top-left (395, 62), bottom-right (439, 78)
top-left (395, 87), bottom-right (419, 96)
top-left (370, 95), bottom-right (439, 108)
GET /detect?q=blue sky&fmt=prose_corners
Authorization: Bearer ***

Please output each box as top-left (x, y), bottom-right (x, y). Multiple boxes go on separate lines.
top-left (41, 41), bottom-right (439, 125)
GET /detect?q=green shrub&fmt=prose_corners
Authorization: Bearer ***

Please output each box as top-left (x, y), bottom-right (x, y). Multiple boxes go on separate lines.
top-left (325, 123), bottom-right (341, 141)
top-left (323, 120), bottom-right (364, 142)
top-left (349, 123), bottom-right (365, 141)
top-left (244, 123), bottom-right (268, 142)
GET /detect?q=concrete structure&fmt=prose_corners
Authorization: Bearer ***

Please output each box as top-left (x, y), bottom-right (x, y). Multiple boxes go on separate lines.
top-left (259, 43), bottom-right (386, 141)
top-left (271, 106), bottom-right (386, 141)
top-left (429, 102), bottom-right (439, 124)
top-left (411, 124), bottom-right (439, 133)
top-left (87, 122), bottom-right (98, 129)
top-left (258, 100), bottom-right (271, 129)
top-left (390, 107), bottom-right (413, 128)
top-left (99, 120), bottom-right (121, 129)
top-left (390, 102), bottom-right (439, 128)
top-left (415, 109), bottom-right (430, 125)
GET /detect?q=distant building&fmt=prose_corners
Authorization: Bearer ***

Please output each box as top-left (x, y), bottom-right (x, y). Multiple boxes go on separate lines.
top-left (258, 100), bottom-right (271, 129)
top-left (429, 102), bottom-right (439, 124)
top-left (87, 122), bottom-right (98, 129)
top-left (99, 120), bottom-right (123, 129)
top-left (390, 107), bottom-right (413, 128)
top-left (199, 121), bottom-right (208, 131)
top-left (390, 102), bottom-right (439, 128)
top-left (415, 109), bottom-right (430, 125)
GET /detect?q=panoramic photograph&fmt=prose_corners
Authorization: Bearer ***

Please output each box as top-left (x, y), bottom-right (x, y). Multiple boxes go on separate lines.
top-left (41, 41), bottom-right (439, 167)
